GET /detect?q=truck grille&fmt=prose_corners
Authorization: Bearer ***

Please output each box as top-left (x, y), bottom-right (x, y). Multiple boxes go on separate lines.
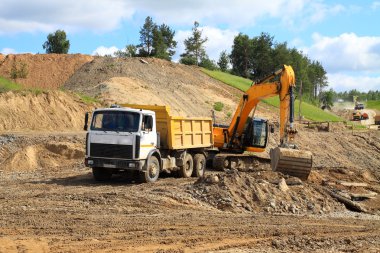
top-left (90, 143), bottom-right (133, 159)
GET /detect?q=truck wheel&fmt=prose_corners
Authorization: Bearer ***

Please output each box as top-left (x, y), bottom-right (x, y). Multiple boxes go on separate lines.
top-left (179, 153), bottom-right (193, 178)
top-left (192, 154), bottom-right (206, 177)
top-left (92, 167), bottom-right (112, 181)
top-left (140, 156), bottom-right (160, 183)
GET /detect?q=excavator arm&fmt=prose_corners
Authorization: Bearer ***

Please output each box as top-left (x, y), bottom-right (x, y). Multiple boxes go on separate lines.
top-left (214, 65), bottom-right (296, 150)
top-left (213, 65), bottom-right (313, 180)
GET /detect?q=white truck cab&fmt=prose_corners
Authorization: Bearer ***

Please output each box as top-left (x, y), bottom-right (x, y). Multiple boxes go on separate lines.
top-left (85, 106), bottom-right (160, 182)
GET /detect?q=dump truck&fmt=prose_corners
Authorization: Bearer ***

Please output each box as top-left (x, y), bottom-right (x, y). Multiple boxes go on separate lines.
top-left (84, 104), bottom-right (213, 183)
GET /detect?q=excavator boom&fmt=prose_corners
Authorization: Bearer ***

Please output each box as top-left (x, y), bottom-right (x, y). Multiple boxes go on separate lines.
top-left (213, 65), bottom-right (313, 180)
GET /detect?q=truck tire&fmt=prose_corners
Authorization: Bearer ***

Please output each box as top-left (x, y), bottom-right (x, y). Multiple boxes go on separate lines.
top-left (92, 167), bottom-right (112, 181)
top-left (140, 156), bottom-right (160, 183)
top-left (179, 153), bottom-right (193, 178)
top-left (192, 154), bottom-right (206, 177)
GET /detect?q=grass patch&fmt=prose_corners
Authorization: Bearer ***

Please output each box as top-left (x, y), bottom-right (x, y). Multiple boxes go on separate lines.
top-left (213, 102), bottom-right (224, 111)
top-left (27, 87), bottom-right (45, 95)
top-left (366, 100), bottom-right (380, 111)
top-left (263, 97), bottom-right (344, 122)
top-left (0, 76), bottom-right (22, 92)
top-left (202, 68), bottom-right (252, 91)
top-left (76, 93), bottom-right (99, 104)
top-left (202, 69), bottom-right (345, 122)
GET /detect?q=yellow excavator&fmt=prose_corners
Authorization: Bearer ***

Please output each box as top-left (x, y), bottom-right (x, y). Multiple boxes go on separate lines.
top-left (212, 65), bottom-right (313, 180)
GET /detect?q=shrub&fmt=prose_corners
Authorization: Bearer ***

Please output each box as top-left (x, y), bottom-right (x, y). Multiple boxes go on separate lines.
top-left (10, 61), bottom-right (28, 79)
top-left (213, 102), bottom-right (224, 111)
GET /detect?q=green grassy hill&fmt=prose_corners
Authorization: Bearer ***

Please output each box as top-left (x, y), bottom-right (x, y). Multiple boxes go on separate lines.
top-left (202, 69), bottom-right (344, 122)
top-left (366, 100), bottom-right (380, 111)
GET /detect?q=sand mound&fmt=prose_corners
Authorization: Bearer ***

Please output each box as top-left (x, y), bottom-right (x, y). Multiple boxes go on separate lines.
top-left (0, 135), bottom-right (84, 172)
top-left (0, 91), bottom-right (94, 132)
top-left (64, 57), bottom-right (245, 123)
top-left (0, 53), bottom-right (93, 88)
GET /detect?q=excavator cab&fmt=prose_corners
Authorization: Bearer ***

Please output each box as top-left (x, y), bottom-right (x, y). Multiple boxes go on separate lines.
top-left (243, 118), bottom-right (269, 149)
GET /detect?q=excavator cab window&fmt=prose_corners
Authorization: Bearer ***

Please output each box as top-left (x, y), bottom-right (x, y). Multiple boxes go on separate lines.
top-left (243, 118), bottom-right (268, 149)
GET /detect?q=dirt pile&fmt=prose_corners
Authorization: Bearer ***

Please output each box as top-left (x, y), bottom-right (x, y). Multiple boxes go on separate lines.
top-left (189, 170), bottom-right (344, 214)
top-left (0, 91), bottom-right (95, 132)
top-left (64, 57), bottom-right (243, 123)
top-left (0, 134), bottom-right (84, 172)
top-left (0, 53), bottom-right (93, 88)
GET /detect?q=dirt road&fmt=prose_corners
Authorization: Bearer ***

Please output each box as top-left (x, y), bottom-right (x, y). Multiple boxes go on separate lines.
top-left (0, 133), bottom-right (379, 253)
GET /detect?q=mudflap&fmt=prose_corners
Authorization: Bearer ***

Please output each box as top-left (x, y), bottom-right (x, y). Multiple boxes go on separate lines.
top-left (270, 147), bottom-right (313, 181)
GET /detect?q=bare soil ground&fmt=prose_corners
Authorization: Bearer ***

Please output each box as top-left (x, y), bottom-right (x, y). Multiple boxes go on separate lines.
top-left (0, 91), bottom-right (95, 132)
top-left (64, 57), bottom-right (242, 124)
top-left (0, 130), bottom-right (379, 252)
top-left (0, 54), bottom-right (93, 89)
top-left (0, 55), bottom-right (379, 252)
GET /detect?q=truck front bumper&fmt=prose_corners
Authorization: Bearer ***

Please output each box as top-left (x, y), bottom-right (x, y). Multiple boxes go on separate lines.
top-left (85, 157), bottom-right (144, 171)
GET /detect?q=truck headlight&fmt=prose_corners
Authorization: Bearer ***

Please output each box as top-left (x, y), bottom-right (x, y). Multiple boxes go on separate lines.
top-left (129, 163), bottom-right (136, 168)
top-left (87, 160), bottom-right (94, 165)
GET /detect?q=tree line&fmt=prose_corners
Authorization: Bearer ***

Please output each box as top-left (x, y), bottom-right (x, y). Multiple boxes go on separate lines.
top-left (333, 89), bottom-right (380, 102)
top-left (41, 17), bottom-right (378, 105)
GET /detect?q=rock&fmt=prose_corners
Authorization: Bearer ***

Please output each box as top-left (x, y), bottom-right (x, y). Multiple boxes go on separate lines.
top-left (289, 204), bottom-right (297, 214)
top-left (257, 179), bottom-right (268, 184)
top-left (205, 175), bottom-right (219, 184)
top-left (278, 178), bottom-right (289, 192)
top-left (270, 199), bottom-right (276, 209)
top-left (307, 203), bottom-right (315, 211)
top-left (210, 175), bottom-right (220, 184)
top-left (286, 177), bottom-right (303, 186)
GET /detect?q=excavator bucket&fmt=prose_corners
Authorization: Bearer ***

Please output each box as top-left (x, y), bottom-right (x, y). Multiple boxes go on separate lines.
top-left (270, 147), bottom-right (313, 181)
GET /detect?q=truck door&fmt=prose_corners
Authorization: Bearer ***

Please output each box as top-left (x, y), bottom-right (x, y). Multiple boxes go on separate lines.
top-left (139, 114), bottom-right (157, 159)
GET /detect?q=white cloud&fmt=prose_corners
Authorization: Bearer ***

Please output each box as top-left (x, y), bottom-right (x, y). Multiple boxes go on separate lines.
top-left (0, 0), bottom-right (345, 34)
top-left (0, 0), bottom-right (135, 34)
top-left (174, 26), bottom-right (238, 62)
top-left (328, 73), bottom-right (380, 92)
top-left (308, 2), bottom-right (345, 23)
top-left (135, 0), bottom-right (307, 28)
top-left (1, 47), bottom-right (17, 54)
top-left (372, 1), bottom-right (380, 10)
top-left (92, 46), bottom-right (119, 56)
top-left (305, 33), bottom-right (380, 73)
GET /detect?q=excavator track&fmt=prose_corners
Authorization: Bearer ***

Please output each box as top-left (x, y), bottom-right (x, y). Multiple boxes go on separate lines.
top-left (212, 148), bottom-right (313, 181)
top-left (212, 154), bottom-right (271, 171)
top-left (270, 147), bottom-right (313, 180)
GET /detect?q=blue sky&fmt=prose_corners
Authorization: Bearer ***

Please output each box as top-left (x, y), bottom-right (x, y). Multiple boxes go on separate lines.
top-left (0, 0), bottom-right (380, 92)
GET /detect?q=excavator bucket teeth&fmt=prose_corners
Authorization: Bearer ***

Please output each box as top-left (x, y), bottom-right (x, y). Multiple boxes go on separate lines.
top-left (270, 147), bottom-right (313, 180)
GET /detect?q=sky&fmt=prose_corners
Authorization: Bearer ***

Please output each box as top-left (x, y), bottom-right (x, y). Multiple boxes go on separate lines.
top-left (0, 0), bottom-right (379, 92)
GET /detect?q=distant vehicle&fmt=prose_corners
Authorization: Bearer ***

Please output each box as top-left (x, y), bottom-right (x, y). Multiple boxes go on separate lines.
top-left (352, 111), bottom-right (362, 121)
top-left (354, 103), bottom-right (364, 110)
top-left (352, 111), bottom-right (368, 121)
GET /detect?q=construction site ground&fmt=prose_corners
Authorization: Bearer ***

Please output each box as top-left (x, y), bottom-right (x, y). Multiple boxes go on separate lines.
top-left (0, 55), bottom-right (379, 252)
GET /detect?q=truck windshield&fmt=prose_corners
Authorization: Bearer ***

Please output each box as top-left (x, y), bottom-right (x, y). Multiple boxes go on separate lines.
top-left (91, 111), bottom-right (140, 132)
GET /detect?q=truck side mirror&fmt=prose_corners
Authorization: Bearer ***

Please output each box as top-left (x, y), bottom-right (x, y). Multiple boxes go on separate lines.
top-left (270, 124), bottom-right (275, 133)
top-left (84, 112), bottom-right (89, 131)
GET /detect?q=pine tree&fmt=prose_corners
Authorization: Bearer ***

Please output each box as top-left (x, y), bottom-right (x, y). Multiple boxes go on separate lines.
top-left (180, 21), bottom-right (208, 65)
top-left (152, 24), bottom-right (177, 60)
top-left (139, 16), bottom-right (156, 56)
top-left (217, 50), bottom-right (229, 72)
